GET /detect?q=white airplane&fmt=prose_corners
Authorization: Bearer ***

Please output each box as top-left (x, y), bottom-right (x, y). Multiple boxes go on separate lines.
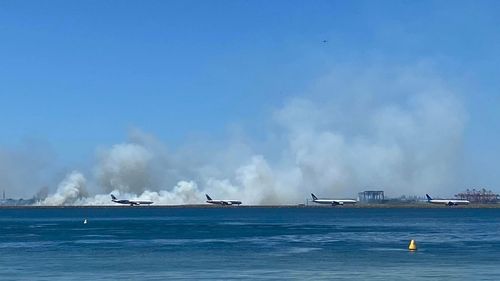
top-left (310, 193), bottom-right (357, 206)
top-left (425, 194), bottom-right (469, 206)
top-left (205, 194), bottom-right (242, 206)
top-left (111, 194), bottom-right (153, 206)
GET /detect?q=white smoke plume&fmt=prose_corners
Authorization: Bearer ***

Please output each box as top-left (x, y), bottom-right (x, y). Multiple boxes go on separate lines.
top-left (269, 65), bottom-right (465, 199)
top-left (41, 171), bottom-right (87, 205)
top-left (96, 143), bottom-right (153, 194)
top-left (42, 64), bottom-right (466, 205)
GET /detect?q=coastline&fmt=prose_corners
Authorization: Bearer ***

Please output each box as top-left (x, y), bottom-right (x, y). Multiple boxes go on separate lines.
top-left (1, 203), bottom-right (500, 209)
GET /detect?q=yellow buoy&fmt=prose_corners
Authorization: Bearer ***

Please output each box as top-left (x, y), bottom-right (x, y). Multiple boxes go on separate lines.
top-left (408, 239), bottom-right (417, 251)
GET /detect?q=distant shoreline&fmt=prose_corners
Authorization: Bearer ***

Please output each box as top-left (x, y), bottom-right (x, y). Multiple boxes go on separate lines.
top-left (1, 204), bottom-right (500, 209)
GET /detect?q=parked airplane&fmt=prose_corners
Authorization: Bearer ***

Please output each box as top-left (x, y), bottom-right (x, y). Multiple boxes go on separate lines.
top-left (310, 193), bottom-right (357, 206)
top-left (110, 194), bottom-right (153, 206)
top-left (205, 194), bottom-right (242, 206)
top-left (425, 194), bottom-right (470, 206)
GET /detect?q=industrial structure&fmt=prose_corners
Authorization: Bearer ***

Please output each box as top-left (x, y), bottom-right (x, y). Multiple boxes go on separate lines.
top-left (357, 190), bottom-right (385, 203)
top-left (0, 190), bottom-right (38, 206)
top-left (455, 188), bottom-right (499, 204)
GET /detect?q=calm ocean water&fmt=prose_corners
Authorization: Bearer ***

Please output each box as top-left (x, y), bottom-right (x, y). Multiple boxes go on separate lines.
top-left (1, 207), bottom-right (499, 280)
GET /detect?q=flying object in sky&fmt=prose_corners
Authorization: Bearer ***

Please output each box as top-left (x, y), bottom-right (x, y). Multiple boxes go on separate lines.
top-left (205, 194), bottom-right (242, 206)
top-left (310, 193), bottom-right (357, 206)
top-left (425, 194), bottom-right (470, 206)
top-left (110, 194), bottom-right (153, 206)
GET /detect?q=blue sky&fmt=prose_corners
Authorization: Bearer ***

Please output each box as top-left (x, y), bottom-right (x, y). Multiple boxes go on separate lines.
top-left (1, 0), bottom-right (500, 195)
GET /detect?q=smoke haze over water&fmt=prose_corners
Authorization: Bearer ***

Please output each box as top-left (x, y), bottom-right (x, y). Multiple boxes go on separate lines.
top-left (6, 65), bottom-right (466, 205)
top-left (0, 140), bottom-right (56, 199)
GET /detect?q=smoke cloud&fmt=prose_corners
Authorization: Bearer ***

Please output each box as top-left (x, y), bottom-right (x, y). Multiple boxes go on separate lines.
top-left (0, 140), bottom-right (56, 199)
top-left (96, 143), bottom-right (153, 194)
top-left (41, 171), bottom-right (87, 205)
top-left (39, 64), bottom-right (466, 205)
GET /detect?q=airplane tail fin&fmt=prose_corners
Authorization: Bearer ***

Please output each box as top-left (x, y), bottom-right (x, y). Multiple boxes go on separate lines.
top-left (425, 194), bottom-right (432, 201)
top-left (311, 193), bottom-right (318, 200)
top-left (205, 194), bottom-right (212, 201)
top-left (111, 194), bottom-right (117, 200)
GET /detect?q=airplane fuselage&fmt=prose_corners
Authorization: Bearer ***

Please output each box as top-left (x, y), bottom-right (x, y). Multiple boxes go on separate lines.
top-left (425, 194), bottom-right (469, 206)
top-left (312, 199), bottom-right (357, 205)
top-left (427, 199), bottom-right (469, 206)
top-left (111, 195), bottom-right (153, 206)
top-left (205, 194), bottom-right (241, 206)
top-left (310, 193), bottom-right (357, 206)
top-left (206, 199), bottom-right (242, 206)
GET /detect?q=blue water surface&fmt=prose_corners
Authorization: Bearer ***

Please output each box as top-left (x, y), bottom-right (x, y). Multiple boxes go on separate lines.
top-left (1, 207), bottom-right (499, 280)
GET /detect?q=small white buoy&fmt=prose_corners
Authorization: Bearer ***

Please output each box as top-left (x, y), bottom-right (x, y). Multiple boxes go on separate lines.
top-left (83, 219), bottom-right (88, 224)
